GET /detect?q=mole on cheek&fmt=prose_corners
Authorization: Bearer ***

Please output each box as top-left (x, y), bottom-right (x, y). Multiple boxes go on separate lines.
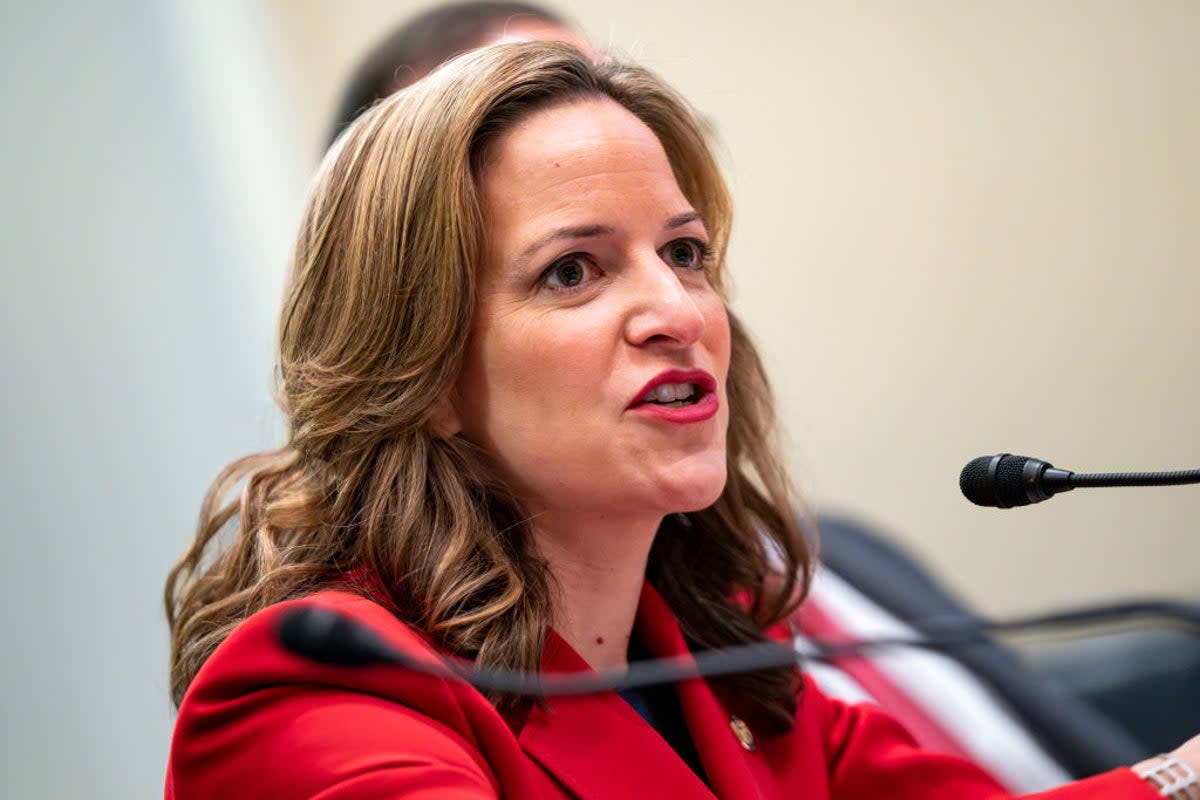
top-left (595, 636), bottom-right (604, 645)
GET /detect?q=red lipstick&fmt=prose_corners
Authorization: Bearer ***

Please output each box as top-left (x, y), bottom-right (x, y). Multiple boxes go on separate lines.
top-left (628, 369), bottom-right (719, 423)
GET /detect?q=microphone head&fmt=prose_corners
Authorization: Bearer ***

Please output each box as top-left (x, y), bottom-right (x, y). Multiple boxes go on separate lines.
top-left (960, 454), bottom-right (1038, 508)
top-left (276, 606), bottom-right (399, 666)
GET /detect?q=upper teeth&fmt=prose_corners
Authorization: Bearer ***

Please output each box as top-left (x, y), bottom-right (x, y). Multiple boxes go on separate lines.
top-left (643, 382), bottom-right (697, 403)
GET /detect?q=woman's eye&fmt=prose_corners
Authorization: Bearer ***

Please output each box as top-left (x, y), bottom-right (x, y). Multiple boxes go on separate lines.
top-left (662, 238), bottom-right (711, 271)
top-left (541, 255), bottom-right (593, 291)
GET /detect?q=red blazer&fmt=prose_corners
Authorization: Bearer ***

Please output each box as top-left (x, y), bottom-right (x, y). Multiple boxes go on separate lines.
top-left (166, 584), bottom-right (1153, 799)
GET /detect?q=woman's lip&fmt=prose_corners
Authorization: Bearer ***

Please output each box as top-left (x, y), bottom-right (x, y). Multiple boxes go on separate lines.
top-left (628, 369), bottom-right (717, 409)
top-left (629, 391), bottom-right (719, 423)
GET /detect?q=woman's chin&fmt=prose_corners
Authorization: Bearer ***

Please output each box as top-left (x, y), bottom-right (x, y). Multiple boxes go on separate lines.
top-left (656, 463), bottom-right (728, 515)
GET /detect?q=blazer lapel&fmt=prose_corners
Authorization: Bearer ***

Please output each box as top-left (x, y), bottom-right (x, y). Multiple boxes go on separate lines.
top-left (517, 626), bottom-right (715, 800)
top-left (636, 584), bottom-right (780, 800)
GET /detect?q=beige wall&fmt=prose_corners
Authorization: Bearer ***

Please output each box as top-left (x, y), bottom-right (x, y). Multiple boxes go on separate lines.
top-left (262, 1), bottom-right (1199, 615)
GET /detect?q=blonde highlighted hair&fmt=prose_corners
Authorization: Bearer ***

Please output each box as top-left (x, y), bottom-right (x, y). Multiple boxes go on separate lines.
top-left (166, 42), bottom-right (811, 732)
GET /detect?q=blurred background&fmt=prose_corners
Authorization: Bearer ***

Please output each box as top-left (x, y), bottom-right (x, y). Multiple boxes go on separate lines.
top-left (1, 1), bottom-right (1196, 796)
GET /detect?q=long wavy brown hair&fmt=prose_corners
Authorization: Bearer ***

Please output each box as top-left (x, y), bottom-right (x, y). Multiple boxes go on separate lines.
top-left (165, 42), bottom-right (812, 733)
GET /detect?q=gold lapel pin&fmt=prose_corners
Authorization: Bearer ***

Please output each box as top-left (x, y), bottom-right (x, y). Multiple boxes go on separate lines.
top-left (729, 716), bottom-right (755, 751)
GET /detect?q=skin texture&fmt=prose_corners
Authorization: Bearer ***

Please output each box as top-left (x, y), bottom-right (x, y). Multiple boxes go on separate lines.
top-left (445, 98), bottom-right (731, 669)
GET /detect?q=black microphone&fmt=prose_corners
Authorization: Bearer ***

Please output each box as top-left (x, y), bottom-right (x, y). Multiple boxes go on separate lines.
top-left (959, 453), bottom-right (1200, 508)
top-left (277, 602), bottom-right (404, 666)
top-left (276, 601), bottom-right (1200, 697)
top-left (277, 606), bottom-right (800, 695)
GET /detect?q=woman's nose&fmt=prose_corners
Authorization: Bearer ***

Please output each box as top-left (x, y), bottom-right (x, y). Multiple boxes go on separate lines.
top-left (623, 256), bottom-right (707, 349)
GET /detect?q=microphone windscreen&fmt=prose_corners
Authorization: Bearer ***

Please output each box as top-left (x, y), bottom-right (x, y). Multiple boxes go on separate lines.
top-left (960, 454), bottom-right (1035, 507)
top-left (994, 455), bottom-right (1033, 507)
top-left (960, 456), bottom-right (998, 506)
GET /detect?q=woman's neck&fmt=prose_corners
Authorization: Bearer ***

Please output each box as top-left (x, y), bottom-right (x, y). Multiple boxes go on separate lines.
top-left (532, 512), bottom-right (660, 671)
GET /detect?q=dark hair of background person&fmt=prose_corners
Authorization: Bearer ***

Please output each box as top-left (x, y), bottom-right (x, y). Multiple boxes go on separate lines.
top-left (327, 1), bottom-right (571, 147)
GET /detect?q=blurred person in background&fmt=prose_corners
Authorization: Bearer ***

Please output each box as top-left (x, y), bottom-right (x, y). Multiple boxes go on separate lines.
top-left (326, 0), bottom-right (592, 147)
top-left (163, 42), bottom-right (1199, 799)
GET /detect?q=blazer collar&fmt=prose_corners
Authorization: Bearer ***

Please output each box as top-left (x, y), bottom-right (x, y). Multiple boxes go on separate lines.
top-left (516, 582), bottom-right (776, 799)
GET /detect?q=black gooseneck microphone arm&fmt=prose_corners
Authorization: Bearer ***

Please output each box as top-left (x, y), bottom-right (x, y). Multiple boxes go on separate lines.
top-left (276, 606), bottom-right (801, 695)
top-left (959, 453), bottom-right (1200, 508)
top-left (277, 600), bottom-right (1200, 697)
top-left (274, 453), bottom-right (1200, 694)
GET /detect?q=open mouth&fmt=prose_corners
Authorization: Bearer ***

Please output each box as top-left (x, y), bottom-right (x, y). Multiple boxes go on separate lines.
top-left (638, 382), bottom-right (703, 408)
top-left (628, 370), bottom-right (718, 420)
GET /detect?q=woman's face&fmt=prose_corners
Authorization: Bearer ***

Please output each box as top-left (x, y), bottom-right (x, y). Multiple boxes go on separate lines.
top-left (448, 98), bottom-right (731, 525)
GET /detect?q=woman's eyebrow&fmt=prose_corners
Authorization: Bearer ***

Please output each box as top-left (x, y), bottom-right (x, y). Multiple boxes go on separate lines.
top-left (665, 210), bottom-right (706, 231)
top-left (509, 212), bottom-right (707, 274)
top-left (511, 224), bottom-right (614, 272)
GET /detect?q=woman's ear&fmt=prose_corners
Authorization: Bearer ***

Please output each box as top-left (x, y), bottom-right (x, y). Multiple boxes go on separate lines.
top-left (428, 390), bottom-right (463, 438)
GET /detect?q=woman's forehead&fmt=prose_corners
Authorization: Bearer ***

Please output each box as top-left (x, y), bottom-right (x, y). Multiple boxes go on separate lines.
top-left (484, 96), bottom-right (659, 164)
top-left (476, 100), bottom-right (697, 258)
top-left (480, 99), bottom-right (681, 204)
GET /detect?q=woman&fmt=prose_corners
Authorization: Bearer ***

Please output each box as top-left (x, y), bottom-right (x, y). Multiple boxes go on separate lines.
top-left (165, 42), bottom-right (1195, 798)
